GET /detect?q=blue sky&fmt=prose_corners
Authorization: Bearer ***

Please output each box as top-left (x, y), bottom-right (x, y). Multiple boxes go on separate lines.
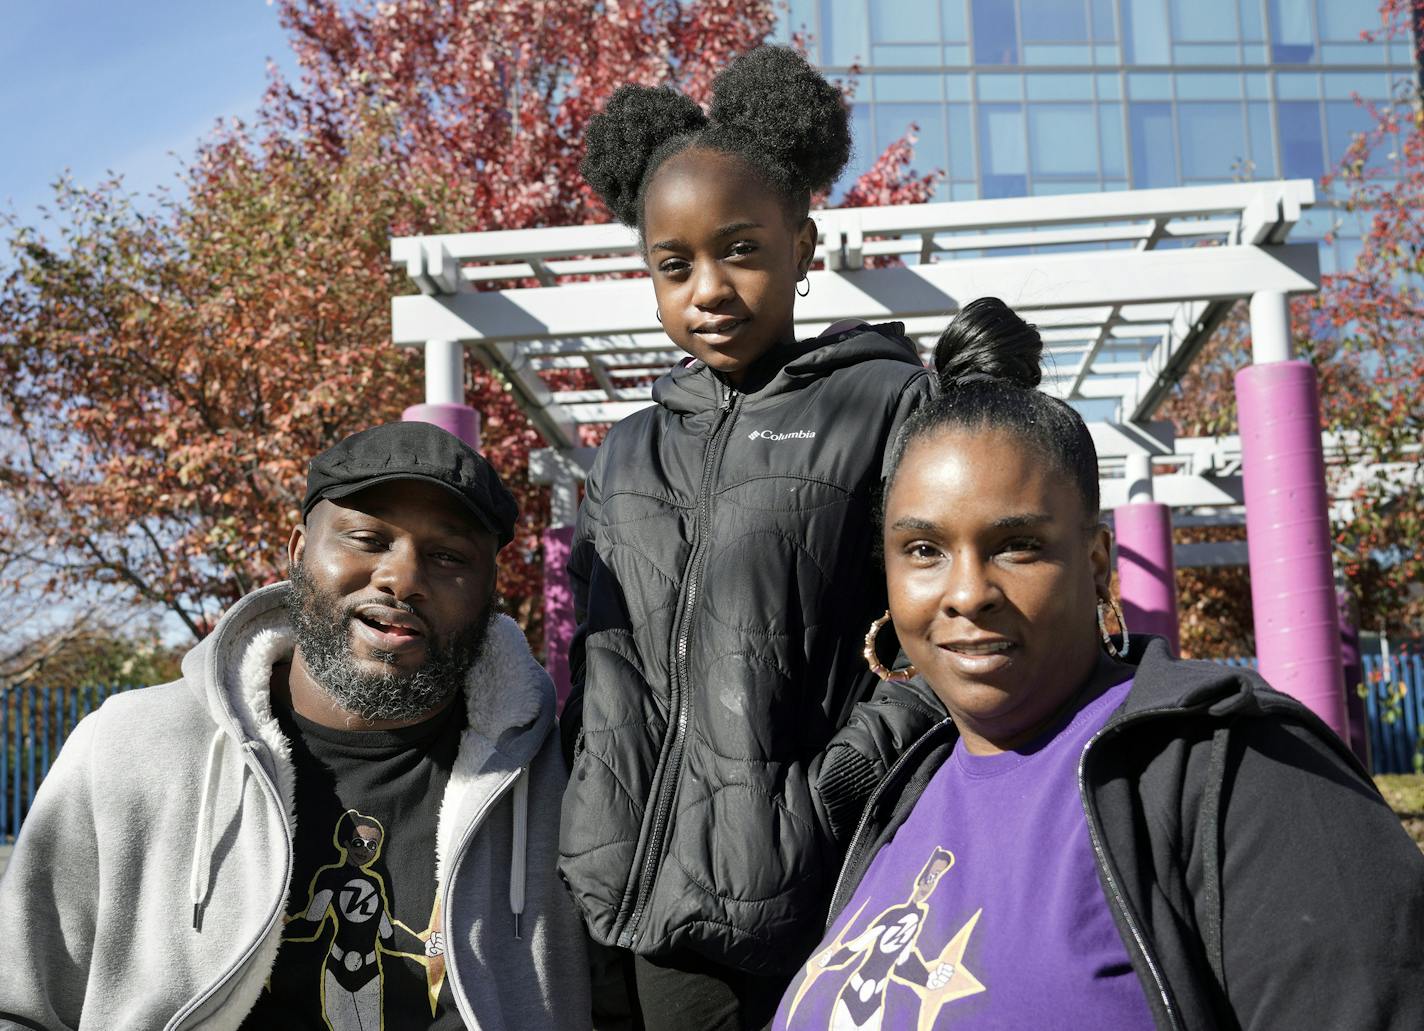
top-left (1, 1), bottom-right (298, 231)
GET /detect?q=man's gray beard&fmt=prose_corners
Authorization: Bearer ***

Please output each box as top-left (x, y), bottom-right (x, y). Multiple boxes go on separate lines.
top-left (286, 562), bottom-right (493, 723)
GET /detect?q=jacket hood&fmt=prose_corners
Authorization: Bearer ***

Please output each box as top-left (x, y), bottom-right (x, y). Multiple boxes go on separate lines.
top-left (181, 582), bottom-right (555, 776)
top-left (652, 321), bottom-right (924, 416)
top-left (1119, 636), bottom-right (1310, 722)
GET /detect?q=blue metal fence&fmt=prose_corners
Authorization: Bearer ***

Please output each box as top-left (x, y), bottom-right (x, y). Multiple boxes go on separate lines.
top-left (1362, 652), bottom-right (1424, 775)
top-left (1, 684), bottom-right (135, 842)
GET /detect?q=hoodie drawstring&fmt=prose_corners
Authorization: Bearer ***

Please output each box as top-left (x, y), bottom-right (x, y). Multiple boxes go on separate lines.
top-left (510, 769), bottom-right (528, 939)
top-left (190, 729), bottom-right (227, 931)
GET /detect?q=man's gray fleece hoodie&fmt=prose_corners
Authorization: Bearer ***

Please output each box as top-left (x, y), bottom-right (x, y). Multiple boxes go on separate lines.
top-left (0, 583), bottom-right (591, 1031)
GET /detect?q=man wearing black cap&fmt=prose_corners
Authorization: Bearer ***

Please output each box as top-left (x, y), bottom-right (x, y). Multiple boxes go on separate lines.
top-left (0, 422), bottom-right (592, 1030)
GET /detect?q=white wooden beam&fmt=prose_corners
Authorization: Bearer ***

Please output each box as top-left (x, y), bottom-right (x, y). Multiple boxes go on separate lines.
top-left (1100, 473), bottom-right (1244, 510)
top-left (392, 244), bottom-right (1320, 346)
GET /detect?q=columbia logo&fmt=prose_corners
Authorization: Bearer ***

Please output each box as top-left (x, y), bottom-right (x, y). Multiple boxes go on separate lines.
top-left (747, 429), bottom-right (817, 441)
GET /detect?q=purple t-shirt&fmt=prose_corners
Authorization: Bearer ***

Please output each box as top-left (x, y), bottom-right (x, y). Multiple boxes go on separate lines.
top-left (776, 679), bottom-right (1153, 1031)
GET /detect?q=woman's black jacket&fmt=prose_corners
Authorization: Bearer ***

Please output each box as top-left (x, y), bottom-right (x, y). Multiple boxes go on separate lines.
top-left (557, 325), bottom-right (945, 975)
top-left (827, 637), bottom-right (1424, 1031)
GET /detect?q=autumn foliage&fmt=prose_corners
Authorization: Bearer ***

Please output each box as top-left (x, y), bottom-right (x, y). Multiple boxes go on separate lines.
top-left (0, 0), bottom-right (938, 650)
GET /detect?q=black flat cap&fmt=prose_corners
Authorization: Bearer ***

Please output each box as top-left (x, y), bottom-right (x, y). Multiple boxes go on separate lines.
top-left (304, 422), bottom-right (518, 548)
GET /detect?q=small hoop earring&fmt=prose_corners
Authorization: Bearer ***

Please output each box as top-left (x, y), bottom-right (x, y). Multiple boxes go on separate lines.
top-left (796, 274), bottom-right (810, 297)
top-left (1097, 598), bottom-right (1130, 659)
top-left (864, 610), bottom-right (918, 682)
top-left (655, 309), bottom-right (663, 324)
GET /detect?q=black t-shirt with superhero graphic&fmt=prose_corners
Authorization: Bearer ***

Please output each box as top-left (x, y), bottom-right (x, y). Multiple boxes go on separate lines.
top-left (240, 694), bottom-right (466, 1030)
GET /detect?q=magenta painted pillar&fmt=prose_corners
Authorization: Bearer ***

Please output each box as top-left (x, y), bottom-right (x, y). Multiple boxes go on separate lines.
top-left (1115, 502), bottom-right (1180, 654)
top-left (543, 525), bottom-right (576, 710)
top-left (402, 402), bottom-right (481, 449)
top-left (1235, 358), bottom-right (1348, 737)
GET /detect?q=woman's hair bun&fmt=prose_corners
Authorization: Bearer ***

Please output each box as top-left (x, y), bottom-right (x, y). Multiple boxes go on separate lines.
top-left (707, 45), bottom-right (850, 197)
top-left (933, 297), bottom-right (1044, 390)
top-left (581, 84), bottom-right (708, 226)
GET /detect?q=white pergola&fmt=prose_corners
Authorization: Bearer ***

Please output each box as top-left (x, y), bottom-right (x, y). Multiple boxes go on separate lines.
top-left (389, 177), bottom-right (1369, 737)
top-left (390, 179), bottom-right (1319, 548)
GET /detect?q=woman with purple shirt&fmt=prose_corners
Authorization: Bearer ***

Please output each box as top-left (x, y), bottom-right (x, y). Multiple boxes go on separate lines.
top-left (775, 298), bottom-right (1424, 1031)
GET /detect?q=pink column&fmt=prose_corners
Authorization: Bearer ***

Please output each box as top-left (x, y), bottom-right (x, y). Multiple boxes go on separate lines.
top-left (402, 403), bottom-right (481, 449)
top-left (1115, 502), bottom-right (1180, 654)
top-left (1235, 360), bottom-right (1348, 737)
top-left (542, 525), bottom-right (576, 710)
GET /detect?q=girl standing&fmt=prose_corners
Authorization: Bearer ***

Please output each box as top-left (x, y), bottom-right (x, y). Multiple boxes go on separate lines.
top-left (559, 46), bottom-right (944, 1030)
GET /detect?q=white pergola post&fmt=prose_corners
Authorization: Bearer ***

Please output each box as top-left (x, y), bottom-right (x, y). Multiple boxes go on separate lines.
top-left (1249, 291), bottom-right (1293, 363)
top-left (403, 339), bottom-right (481, 448)
top-left (425, 339), bottom-right (465, 404)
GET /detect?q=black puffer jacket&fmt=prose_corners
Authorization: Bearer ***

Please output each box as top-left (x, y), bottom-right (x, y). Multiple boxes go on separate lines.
top-left (558, 324), bottom-right (945, 975)
top-left (826, 639), bottom-right (1424, 1030)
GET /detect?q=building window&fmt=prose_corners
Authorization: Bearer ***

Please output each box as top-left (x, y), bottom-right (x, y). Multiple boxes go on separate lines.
top-left (1325, 100), bottom-right (1376, 170)
top-left (1316, 0), bottom-right (1381, 42)
top-left (1179, 103), bottom-right (1248, 179)
top-left (978, 103), bottom-right (1028, 196)
top-left (878, 103), bottom-right (949, 174)
top-left (1129, 102), bottom-right (1176, 187)
top-left (1269, 0), bottom-right (1316, 63)
top-left (1123, 0), bottom-right (1170, 64)
top-left (1021, 0), bottom-right (1090, 42)
top-left (971, 0), bottom-right (1020, 64)
top-left (942, 0), bottom-right (969, 42)
top-left (948, 103), bottom-right (976, 179)
top-left (1171, 0), bottom-right (1239, 42)
top-left (824, 0), bottom-right (869, 66)
top-left (1100, 103), bottom-right (1128, 177)
top-left (1277, 100), bottom-right (1325, 178)
top-left (1029, 103), bottom-right (1100, 177)
top-left (872, 0), bottom-right (937, 42)
top-left (1247, 101), bottom-right (1278, 177)
top-left (1091, 0), bottom-right (1118, 41)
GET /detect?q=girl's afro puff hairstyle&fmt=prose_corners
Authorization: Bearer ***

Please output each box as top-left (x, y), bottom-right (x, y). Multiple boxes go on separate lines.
top-left (580, 45), bottom-right (851, 229)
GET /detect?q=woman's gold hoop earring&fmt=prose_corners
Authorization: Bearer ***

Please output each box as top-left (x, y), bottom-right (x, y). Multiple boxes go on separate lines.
top-left (1097, 598), bottom-right (1130, 659)
top-left (864, 610), bottom-right (918, 682)
top-left (796, 274), bottom-right (810, 297)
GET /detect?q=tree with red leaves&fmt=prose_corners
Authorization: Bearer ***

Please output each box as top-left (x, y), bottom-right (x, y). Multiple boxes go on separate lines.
top-left (1311, 7), bottom-right (1424, 637)
top-left (0, 0), bottom-right (938, 649)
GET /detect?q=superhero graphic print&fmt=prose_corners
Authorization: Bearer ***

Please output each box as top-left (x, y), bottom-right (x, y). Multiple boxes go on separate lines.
top-left (279, 810), bottom-right (448, 1030)
top-left (782, 848), bottom-right (985, 1031)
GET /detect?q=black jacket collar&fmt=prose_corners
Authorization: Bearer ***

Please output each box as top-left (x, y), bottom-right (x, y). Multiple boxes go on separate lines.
top-left (651, 321), bottom-right (923, 415)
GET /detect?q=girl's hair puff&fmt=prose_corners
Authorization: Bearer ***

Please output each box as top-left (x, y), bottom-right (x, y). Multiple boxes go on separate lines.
top-left (580, 46), bottom-right (850, 230)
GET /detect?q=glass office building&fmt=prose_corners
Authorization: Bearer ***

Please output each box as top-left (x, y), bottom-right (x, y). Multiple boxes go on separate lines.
top-left (775, 0), bottom-right (1418, 272)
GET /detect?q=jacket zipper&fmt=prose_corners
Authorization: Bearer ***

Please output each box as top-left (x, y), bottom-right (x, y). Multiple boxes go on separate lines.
top-left (169, 743), bottom-right (293, 1031)
top-left (1077, 710), bottom-right (1185, 1031)
top-left (443, 767), bottom-right (524, 1029)
top-left (617, 384), bottom-right (741, 949)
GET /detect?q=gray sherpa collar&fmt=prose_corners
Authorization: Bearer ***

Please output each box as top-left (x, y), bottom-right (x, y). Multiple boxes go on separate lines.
top-left (185, 583), bottom-right (554, 825)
